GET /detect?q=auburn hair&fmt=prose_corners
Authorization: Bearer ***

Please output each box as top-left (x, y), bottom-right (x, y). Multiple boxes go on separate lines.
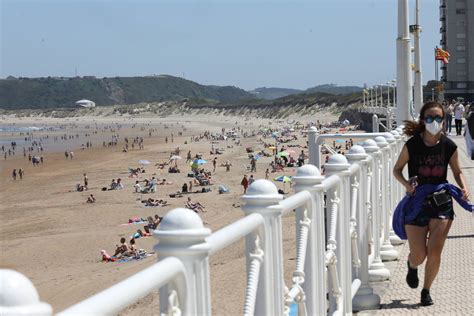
top-left (403, 102), bottom-right (446, 136)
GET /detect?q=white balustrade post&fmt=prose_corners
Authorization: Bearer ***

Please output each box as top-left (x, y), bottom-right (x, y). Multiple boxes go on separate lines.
top-left (241, 179), bottom-right (284, 316)
top-left (372, 115), bottom-right (379, 133)
top-left (375, 136), bottom-right (399, 261)
top-left (361, 140), bottom-right (391, 281)
top-left (292, 165), bottom-right (326, 316)
top-left (154, 208), bottom-right (212, 315)
top-left (395, 126), bottom-right (405, 203)
top-left (308, 126), bottom-right (319, 168)
top-left (324, 154), bottom-right (353, 315)
top-left (346, 147), bottom-right (381, 311)
top-left (0, 269), bottom-right (52, 316)
top-left (388, 131), bottom-right (404, 246)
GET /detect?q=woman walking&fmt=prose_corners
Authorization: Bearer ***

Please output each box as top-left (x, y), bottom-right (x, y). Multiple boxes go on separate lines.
top-left (393, 102), bottom-right (471, 306)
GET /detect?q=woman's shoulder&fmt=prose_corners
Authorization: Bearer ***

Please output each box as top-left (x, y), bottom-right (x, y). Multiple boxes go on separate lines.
top-left (441, 134), bottom-right (457, 148)
top-left (405, 133), bottom-right (421, 146)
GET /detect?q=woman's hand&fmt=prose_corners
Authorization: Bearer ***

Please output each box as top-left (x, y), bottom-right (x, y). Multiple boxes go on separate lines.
top-left (461, 188), bottom-right (471, 201)
top-left (404, 183), bottom-right (416, 195)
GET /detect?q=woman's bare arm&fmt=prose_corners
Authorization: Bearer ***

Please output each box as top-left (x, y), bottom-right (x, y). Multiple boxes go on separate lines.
top-left (393, 144), bottom-right (414, 193)
top-left (449, 149), bottom-right (470, 200)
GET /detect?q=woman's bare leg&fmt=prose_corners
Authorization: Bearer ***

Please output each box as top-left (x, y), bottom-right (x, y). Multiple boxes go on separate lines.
top-left (424, 219), bottom-right (452, 289)
top-left (405, 224), bottom-right (429, 267)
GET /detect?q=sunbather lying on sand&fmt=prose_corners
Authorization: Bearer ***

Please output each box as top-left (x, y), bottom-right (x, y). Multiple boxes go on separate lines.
top-left (185, 197), bottom-right (206, 213)
top-left (141, 198), bottom-right (168, 207)
top-left (144, 214), bottom-right (162, 231)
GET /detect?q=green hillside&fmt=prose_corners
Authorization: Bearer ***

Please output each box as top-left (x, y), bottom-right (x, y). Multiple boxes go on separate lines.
top-left (0, 75), bottom-right (255, 109)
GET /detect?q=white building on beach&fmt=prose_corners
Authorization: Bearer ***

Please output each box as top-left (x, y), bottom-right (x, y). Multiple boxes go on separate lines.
top-left (75, 99), bottom-right (96, 108)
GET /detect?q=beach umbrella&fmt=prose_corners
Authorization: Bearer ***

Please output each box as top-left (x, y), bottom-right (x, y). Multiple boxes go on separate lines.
top-left (138, 159), bottom-right (150, 165)
top-left (277, 151), bottom-right (289, 157)
top-left (273, 175), bottom-right (292, 191)
top-left (274, 175), bottom-right (292, 183)
top-left (191, 159), bottom-right (207, 165)
top-left (169, 155), bottom-right (182, 161)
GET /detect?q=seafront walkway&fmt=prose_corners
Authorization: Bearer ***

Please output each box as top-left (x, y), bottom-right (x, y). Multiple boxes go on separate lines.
top-left (360, 135), bottom-right (474, 315)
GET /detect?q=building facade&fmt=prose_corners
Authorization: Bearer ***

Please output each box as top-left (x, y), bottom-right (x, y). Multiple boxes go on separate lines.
top-left (440, 0), bottom-right (474, 100)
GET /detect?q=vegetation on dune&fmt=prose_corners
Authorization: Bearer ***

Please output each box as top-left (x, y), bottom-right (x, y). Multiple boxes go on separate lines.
top-left (0, 75), bottom-right (255, 109)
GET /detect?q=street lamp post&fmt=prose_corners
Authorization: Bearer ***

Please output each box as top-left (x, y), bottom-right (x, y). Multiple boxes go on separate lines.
top-left (375, 86), bottom-right (378, 107)
top-left (431, 88), bottom-right (435, 101)
top-left (379, 85), bottom-right (384, 107)
top-left (396, 0), bottom-right (413, 124)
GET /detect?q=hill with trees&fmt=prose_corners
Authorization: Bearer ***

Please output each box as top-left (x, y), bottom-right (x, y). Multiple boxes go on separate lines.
top-left (0, 75), bottom-right (255, 109)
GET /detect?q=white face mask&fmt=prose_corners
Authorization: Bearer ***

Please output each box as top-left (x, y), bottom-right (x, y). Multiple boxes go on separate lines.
top-left (425, 121), bottom-right (443, 135)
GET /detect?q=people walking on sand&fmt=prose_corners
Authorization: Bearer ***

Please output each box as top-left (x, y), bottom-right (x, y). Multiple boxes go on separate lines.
top-left (241, 175), bottom-right (249, 194)
top-left (265, 168), bottom-right (269, 180)
top-left (454, 102), bottom-right (465, 136)
top-left (393, 101), bottom-right (472, 306)
top-left (84, 173), bottom-right (88, 190)
top-left (213, 157), bottom-right (217, 173)
top-left (12, 169), bottom-right (17, 180)
top-left (250, 157), bottom-right (257, 172)
top-left (65, 151), bottom-right (69, 159)
top-left (18, 168), bottom-right (24, 179)
top-left (70, 151), bottom-right (74, 159)
top-left (249, 175), bottom-right (255, 186)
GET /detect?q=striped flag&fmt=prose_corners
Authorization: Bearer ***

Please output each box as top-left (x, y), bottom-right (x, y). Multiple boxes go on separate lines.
top-left (435, 47), bottom-right (450, 64)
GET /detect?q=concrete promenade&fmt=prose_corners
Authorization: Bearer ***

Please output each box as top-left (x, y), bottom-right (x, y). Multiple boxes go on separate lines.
top-left (360, 136), bottom-right (474, 315)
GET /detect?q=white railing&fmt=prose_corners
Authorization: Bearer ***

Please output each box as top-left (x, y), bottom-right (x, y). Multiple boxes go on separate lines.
top-left (0, 126), bottom-right (406, 316)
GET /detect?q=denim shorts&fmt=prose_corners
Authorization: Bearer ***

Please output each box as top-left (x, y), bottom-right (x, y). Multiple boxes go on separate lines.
top-left (406, 190), bottom-right (455, 227)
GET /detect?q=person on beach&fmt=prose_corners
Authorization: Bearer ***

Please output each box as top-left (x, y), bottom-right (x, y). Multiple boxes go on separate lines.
top-left (18, 168), bottom-right (24, 179)
top-left (113, 238), bottom-right (129, 258)
top-left (393, 102), bottom-right (471, 306)
top-left (265, 168), bottom-right (269, 180)
top-left (83, 173), bottom-right (88, 190)
top-left (12, 169), bottom-right (17, 180)
top-left (213, 157), bottom-right (217, 173)
top-left (87, 194), bottom-right (96, 203)
top-left (241, 175), bottom-right (249, 194)
top-left (249, 174), bottom-right (255, 186)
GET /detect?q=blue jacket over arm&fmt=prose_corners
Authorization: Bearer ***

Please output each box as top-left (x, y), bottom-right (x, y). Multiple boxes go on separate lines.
top-left (392, 183), bottom-right (473, 240)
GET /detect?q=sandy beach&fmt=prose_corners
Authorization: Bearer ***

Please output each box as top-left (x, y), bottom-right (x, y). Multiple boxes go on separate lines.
top-left (0, 112), bottom-right (346, 315)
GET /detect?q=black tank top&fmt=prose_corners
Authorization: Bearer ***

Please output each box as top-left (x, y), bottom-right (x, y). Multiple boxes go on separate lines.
top-left (406, 134), bottom-right (457, 185)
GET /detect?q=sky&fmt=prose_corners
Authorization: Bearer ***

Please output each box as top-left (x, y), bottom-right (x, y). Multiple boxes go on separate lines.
top-left (1, 0), bottom-right (440, 90)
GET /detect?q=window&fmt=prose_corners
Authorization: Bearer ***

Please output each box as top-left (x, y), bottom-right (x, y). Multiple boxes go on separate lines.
top-left (457, 71), bottom-right (467, 76)
top-left (456, 9), bottom-right (466, 14)
top-left (457, 83), bottom-right (467, 89)
top-left (456, 33), bottom-right (466, 39)
top-left (457, 58), bottom-right (466, 64)
top-left (456, 20), bottom-right (466, 27)
top-left (456, 45), bottom-right (466, 51)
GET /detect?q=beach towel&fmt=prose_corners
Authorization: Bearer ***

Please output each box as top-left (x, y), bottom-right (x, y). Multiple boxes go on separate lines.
top-left (116, 251), bottom-right (154, 263)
